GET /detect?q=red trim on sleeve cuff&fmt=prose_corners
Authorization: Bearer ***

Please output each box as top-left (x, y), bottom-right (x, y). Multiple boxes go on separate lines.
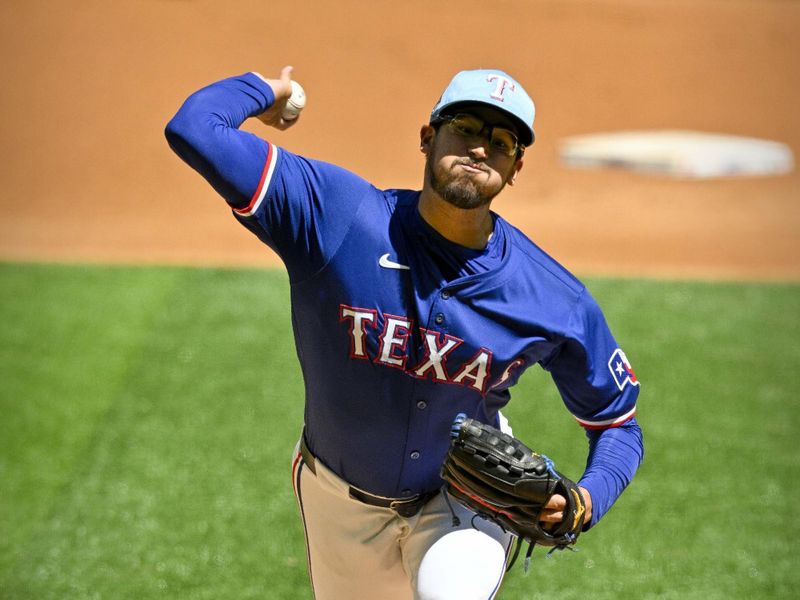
top-left (233, 143), bottom-right (278, 218)
top-left (575, 406), bottom-right (636, 430)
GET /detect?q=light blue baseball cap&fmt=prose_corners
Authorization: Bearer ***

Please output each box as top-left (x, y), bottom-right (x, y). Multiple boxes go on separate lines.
top-left (430, 69), bottom-right (536, 146)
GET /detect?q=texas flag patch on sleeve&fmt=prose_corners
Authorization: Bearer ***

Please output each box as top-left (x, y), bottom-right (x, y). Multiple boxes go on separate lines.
top-left (608, 348), bottom-right (639, 391)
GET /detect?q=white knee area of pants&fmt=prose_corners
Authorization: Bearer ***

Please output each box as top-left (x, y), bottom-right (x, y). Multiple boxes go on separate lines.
top-left (416, 528), bottom-right (506, 600)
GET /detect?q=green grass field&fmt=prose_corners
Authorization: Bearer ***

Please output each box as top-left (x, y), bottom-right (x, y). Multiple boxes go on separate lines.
top-left (1, 263), bottom-right (798, 599)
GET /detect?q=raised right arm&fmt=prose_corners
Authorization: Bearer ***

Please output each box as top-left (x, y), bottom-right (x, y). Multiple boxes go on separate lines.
top-left (165, 69), bottom-right (376, 281)
top-left (164, 69), bottom-right (295, 210)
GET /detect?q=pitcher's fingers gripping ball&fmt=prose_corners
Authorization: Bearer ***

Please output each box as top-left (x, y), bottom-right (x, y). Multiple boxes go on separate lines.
top-left (281, 80), bottom-right (306, 121)
top-left (441, 415), bottom-right (587, 570)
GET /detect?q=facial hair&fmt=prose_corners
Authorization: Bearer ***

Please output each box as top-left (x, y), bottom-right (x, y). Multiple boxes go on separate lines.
top-left (425, 146), bottom-right (508, 210)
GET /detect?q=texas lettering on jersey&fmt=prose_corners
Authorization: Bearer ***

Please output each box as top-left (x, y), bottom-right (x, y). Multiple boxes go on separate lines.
top-left (339, 304), bottom-right (524, 395)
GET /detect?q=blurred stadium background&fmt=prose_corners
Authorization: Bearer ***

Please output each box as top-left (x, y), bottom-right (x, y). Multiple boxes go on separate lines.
top-left (1, 0), bottom-right (797, 278)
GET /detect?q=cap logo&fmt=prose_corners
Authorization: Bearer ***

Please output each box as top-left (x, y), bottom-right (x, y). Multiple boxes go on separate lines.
top-left (486, 74), bottom-right (515, 102)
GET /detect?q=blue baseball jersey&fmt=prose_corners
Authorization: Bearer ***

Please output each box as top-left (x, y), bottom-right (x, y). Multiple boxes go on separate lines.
top-left (166, 73), bottom-right (642, 513)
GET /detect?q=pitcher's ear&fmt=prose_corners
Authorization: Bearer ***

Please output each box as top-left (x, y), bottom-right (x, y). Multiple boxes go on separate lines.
top-left (507, 159), bottom-right (524, 186)
top-left (420, 124), bottom-right (435, 154)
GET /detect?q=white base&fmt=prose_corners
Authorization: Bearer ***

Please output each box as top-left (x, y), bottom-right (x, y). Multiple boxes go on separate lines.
top-left (559, 130), bottom-right (794, 179)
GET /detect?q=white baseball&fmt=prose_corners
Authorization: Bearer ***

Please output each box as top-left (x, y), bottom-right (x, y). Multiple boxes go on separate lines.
top-left (281, 80), bottom-right (306, 121)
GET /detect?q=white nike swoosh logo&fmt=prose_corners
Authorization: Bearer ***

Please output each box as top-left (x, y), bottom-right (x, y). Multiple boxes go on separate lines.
top-left (379, 253), bottom-right (410, 270)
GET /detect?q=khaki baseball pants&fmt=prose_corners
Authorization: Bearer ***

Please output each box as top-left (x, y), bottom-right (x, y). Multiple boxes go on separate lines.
top-left (291, 439), bottom-right (514, 600)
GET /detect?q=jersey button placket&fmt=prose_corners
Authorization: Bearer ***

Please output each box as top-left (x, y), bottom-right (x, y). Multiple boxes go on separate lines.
top-left (436, 289), bottom-right (450, 324)
top-left (409, 451), bottom-right (421, 460)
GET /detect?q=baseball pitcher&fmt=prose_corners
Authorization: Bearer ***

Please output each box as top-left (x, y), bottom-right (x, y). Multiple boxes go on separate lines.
top-left (166, 66), bottom-right (644, 599)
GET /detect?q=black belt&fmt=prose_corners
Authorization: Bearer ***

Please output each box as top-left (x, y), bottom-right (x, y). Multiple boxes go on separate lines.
top-left (300, 435), bottom-right (438, 519)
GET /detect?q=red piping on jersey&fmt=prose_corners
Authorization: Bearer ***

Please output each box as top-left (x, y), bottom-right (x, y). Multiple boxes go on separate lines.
top-left (576, 407), bottom-right (636, 430)
top-left (234, 142), bottom-right (274, 216)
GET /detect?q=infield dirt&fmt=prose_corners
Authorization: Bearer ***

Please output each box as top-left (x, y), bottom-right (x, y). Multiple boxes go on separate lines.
top-left (1, 0), bottom-right (797, 280)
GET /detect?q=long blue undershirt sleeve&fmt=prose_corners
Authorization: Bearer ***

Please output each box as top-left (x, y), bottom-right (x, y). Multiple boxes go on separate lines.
top-left (164, 73), bottom-right (275, 209)
top-left (579, 417), bottom-right (644, 528)
top-left (164, 72), bottom-right (377, 281)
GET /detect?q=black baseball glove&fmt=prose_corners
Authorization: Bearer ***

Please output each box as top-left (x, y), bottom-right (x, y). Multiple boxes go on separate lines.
top-left (440, 415), bottom-right (587, 570)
